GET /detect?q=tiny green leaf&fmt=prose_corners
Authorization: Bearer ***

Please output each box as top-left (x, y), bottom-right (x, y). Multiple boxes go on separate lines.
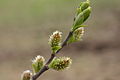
top-left (76, 1), bottom-right (90, 15)
top-left (80, 1), bottom-right (90, 12)
top-left (83, 7), bottom-right (91, 22)
top-left (67, 35), bottom-right (75, 44)
top-left (73, 12), bottom-right (84, 30)
top-left (52, 46), bottom-right (61, 53)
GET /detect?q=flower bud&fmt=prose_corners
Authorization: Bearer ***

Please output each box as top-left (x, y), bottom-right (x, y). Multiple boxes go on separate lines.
top-left (73, 27), bottom-right (84, 41)
top-left (49, 57), bottom-right (72, 71)
top-left (67, 27), bottom-right (84, 44)
top-left (32, 55), bottom-right (45, 74)
top-left (21, 70), bottom-right (32, 80)
top-left (49, 31), bottom-right (62, 53)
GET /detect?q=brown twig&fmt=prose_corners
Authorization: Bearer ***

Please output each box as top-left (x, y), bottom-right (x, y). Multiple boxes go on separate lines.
top-left (31, 31), bottom-right (73, 80)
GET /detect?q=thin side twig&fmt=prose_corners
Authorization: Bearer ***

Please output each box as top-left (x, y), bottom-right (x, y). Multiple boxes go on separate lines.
top-left (31, 31), bottom-right (73, 80)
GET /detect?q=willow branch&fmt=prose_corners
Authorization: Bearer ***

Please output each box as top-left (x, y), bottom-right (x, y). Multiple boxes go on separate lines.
top-left (31, 31), bottom-right (73, 80)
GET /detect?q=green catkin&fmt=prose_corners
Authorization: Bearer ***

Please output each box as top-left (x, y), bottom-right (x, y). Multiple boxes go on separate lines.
top-left (49, 57), bottom-right (72, 71)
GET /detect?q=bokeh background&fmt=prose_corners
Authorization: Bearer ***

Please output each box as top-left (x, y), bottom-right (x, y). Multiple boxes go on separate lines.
top-left (0, 0), bottom-right (120, 80)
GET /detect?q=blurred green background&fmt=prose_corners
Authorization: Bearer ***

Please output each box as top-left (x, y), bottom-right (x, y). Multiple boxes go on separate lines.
top-left (0, 0), bottom-right (120, 80)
